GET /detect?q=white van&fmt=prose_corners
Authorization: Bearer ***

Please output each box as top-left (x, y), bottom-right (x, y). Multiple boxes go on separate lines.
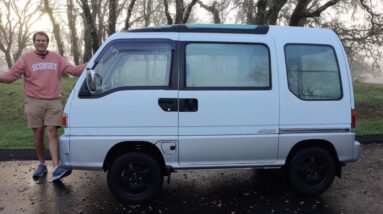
top-left (59, 24), bottom-right (360, 203)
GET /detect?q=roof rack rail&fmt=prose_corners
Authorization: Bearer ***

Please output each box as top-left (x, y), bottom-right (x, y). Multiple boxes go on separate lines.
top-left (127, 24), bottom-right (269, 34)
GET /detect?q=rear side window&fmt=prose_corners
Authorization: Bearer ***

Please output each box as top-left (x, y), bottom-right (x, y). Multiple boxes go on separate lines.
top-left (185, 43), bottom-right (270, 89)
top-left (285, 45), bottom-right (342, 100)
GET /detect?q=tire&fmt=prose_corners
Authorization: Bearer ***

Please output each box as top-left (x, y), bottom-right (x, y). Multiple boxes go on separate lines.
top-left (107, 152), bottom-right (163, 203)
top-left (287, 147), bottom-right (336, 195)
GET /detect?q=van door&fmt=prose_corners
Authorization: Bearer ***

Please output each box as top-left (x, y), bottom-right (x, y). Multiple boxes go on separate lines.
top-left (68, 39), bottom-right (178, 138)
top-left (178, 35), bottom-right (279, 166)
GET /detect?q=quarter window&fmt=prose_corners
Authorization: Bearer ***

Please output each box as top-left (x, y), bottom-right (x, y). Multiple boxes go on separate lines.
top-left (186, 43), bottom-right (270, 89)
top-left (285, 45), bottom-right (342, 100)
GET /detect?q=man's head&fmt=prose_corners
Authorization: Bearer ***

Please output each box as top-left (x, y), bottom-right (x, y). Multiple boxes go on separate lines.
top-left (33, 31), bottom-right (49, 54)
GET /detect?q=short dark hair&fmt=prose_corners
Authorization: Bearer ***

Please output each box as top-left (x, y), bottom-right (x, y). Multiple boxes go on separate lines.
top-left (33, 31), bottom-right (49, 43)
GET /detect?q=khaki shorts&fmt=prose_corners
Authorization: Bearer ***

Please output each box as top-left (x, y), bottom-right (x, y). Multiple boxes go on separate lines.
top-left (24, 96), bottom-right (63, 128)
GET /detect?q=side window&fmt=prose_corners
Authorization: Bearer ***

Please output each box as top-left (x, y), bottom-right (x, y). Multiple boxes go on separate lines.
top-left (92, 42), bottom-right (172, 94)
top-left (185, 43), bottom-right (270, 89)
top-left (285, 44), bottom-right (342, 100)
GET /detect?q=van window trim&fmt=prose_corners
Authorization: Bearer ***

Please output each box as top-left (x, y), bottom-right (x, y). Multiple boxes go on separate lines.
top-left (283, 43), bottom-right (344, 101)
top-left (78, 39), bottom-right (178, 99)
top-left (179, 41), bottom-right (272, 91)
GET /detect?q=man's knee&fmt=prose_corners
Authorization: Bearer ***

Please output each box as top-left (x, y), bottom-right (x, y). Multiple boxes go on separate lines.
top-left (46, 126), bottom-right (57, 138)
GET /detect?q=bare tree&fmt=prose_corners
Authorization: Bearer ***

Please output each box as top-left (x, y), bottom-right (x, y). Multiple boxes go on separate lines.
top-left (234, 0), bottom-right (288, 25)
top-left (234, 0), bottom-right (338, 26)
top-left (197, 0), bottom-right (221, 23)
top-left (197, 0), bottom-right (236, 24)
top-left (0, 0), bottom-right (42, 67)
top-left (289, 0), bottom-right (339, 26)
top-left (124, 0), bottom-right (137, 30)
top-left (79, 0), bottom-right (100, 62)
top-left (67, 0), bottom-right (81, 64)
top-left (255, 0), bottom-right (287, 25)
top-left (143, 0), bottom-right (153, 27)
top-left (324, 0), bottom-right (383, 79)
top-left (93, 0), bottom-right (107, 43)
top-left (108, 0), bottom-right (118, 35)
top-left (164, 0), bottom-right (198, 24)
top-left (42, 0), bottom-right (66, 56)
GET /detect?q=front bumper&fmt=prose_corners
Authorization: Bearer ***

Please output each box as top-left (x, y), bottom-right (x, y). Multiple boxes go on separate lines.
top-left (59, 135), bottom-right (71, 168)
top-left (354, 141), bottom-right (360, 161)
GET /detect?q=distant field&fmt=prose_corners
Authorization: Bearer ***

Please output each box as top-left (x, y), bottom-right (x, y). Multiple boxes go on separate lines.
top-left (0, 79), bottom-right (382, 149)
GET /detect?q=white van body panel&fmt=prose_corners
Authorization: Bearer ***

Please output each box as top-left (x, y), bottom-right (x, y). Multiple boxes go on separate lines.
top-left (59, 25), bottom-right (359, 172)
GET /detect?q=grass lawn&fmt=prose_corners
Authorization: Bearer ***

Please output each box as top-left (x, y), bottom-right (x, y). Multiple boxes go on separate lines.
top-left (354, 83), bottom-right (383, 136)
top-left (0, 79), bottom-right (382, 149)
top-left (0, 78), bottom-right (77, 149)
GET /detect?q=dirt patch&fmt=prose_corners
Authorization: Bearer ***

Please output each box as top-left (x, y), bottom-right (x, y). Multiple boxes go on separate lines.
top-left (356, 103), bottom-right (383, 119)
top-left (323, 143), bottom-right (383, 213)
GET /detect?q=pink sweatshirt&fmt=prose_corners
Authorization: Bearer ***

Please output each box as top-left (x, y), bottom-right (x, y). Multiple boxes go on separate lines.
top-left (0, 51), bottom-right (87, 99)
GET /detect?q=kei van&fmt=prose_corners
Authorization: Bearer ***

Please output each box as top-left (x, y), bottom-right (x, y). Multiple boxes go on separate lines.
top-left (59, 24), bottom-right (360, 203)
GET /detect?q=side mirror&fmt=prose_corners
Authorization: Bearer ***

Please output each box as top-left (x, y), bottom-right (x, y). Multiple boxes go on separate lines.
top-left (86, 69), bottom-right (101, 94)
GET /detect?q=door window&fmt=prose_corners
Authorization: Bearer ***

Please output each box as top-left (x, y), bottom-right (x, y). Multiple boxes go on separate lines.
top-left (91, 41), bottom-right (173, 95)
top-left (185, 43), bottom-right (270, 89)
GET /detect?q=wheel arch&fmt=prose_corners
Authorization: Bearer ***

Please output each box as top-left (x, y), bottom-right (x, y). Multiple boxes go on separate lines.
top-left (103, 141), bottom-right (167, 175)
top-left (285, 139), bottom-right (342, 177)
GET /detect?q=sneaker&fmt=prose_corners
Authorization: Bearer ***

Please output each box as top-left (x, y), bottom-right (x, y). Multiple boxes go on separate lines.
top-left (52, 167), bottom-right (72, 181)
top-left (32, 164), bottom-right (47, 179)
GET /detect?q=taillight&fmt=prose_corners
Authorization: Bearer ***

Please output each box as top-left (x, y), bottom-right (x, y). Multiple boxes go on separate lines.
top-left (351, 109), bottom-right (356, 130)
top-left (62, 114), bottom-right (67, 127)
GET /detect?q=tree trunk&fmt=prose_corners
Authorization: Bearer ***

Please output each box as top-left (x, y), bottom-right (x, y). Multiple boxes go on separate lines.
top-left (43, 0), bottom-right (65, 57)
top-left (67, 0), bottom-right (80, 65)
top-left (250, 0), bottom-right (288, 25)
top-left (181, 0), bottom-right (198, 23)
top-left (290, 0), bottom-right (339, 26)
top-left (108, 0), bottom-right (117, 35)
top-left (163, 0), bottom-right (173, 24)
top-left (197, 0), bottom-right (221, 24)
top-left (124, 0), bottom-right (137, 30)
top-left (266, 0), bottom-right (287, 25)
top-left (143, 0), bottom-right (153, 27)
top-left (244, 0), bottom-right (255, 24)
top-left (80, 0), bottom-right (100, 60)
top-left (163, 0), bottom-right (197, 24)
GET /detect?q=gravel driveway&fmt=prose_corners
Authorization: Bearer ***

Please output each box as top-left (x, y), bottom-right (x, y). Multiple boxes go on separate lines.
top-left (0, 143), bottom-right (382, 214)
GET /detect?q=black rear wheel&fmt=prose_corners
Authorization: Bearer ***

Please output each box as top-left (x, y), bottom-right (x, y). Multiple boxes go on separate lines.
top-left (107, 152), bottom-right (163, 203)
top-left (288, 147), bottom-right (336, 195)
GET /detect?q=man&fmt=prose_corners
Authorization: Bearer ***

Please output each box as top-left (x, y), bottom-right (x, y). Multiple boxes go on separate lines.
top-left (0, 31), bottom-right (87, 181)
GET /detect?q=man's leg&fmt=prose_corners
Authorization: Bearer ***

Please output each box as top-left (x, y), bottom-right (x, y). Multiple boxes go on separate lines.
top-left (32, 127), bottom-right (48, 178)
top-left (46, 126), bottom-right (59, 167)
top-left (47, 125), bottom-right (72, 181)
top-left (33, 127), bottom-right (45, 163)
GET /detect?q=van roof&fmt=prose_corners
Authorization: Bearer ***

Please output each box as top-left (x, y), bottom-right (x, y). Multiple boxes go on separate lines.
top-left (127, 24), bottom-right (269, 34)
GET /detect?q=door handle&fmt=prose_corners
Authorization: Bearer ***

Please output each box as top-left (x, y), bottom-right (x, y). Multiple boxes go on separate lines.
top-left (158, 98), bottom-right (198, 112)
top-left (158, 98), bottom-right (178, 112)
top-left (179, 98), bottom-right (198, 112)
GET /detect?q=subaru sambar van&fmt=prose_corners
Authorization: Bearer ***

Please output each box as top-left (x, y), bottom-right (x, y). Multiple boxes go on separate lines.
top-left (59, 24), bottom-right (360, 203)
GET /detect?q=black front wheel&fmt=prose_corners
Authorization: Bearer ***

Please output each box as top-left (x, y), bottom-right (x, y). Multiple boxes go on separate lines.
top-left (288, 147), bottom-right (336, 195)
top-left (107, 152), bottom-right (163, 203)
